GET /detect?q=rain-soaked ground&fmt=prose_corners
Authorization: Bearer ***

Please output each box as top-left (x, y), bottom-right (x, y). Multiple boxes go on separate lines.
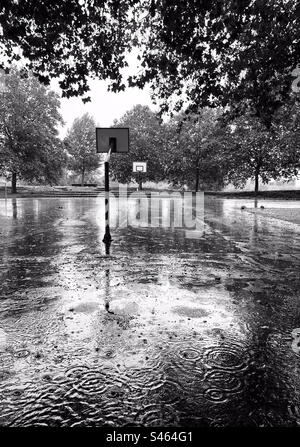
top-left (0, 195), bottom-right (300, 427)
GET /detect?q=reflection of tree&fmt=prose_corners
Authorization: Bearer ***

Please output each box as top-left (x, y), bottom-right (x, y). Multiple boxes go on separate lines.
top-left (187, 198), bottom-right (300, 425)
top-left (12, 198), bottom-right (17, 219)
top-left (0, 199), bottom-right (65, 316)
top-left (249, 210), bottom-right (258, 246)
top-left (224, 257), bottom-right (300, 425)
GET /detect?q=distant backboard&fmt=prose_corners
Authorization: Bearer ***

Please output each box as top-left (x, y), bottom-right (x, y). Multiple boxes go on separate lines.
top-left (133, 162), bottom-right (147, 173)
top-left (96, 127), bottom-right (129, 153)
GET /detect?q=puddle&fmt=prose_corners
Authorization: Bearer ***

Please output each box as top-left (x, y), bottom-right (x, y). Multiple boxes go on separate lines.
top-left (0, 197), bottom-right (300, 426)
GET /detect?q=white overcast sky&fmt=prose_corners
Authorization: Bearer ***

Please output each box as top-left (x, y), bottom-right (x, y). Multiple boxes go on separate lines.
top-left (51, 51), bottom-right (157, 139)
top-left (1, 50), bottom-right (157, 139)
top-left (54, 79), bottom-right (156, 138)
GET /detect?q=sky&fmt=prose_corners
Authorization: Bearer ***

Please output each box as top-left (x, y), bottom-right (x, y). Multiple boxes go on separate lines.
top-left (1, 49), bottom-right (156, 139)
top-left (54, 80), bottom-right (156, 139)
top-left (51, 51), bottom-right (157, 139)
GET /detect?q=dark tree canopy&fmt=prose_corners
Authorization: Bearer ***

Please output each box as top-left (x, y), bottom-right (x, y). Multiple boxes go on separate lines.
top-left (1, 0), bottom-right (299, 118)
top-left (132, 0), bottom-right (300, 125)
top-left (0, 0), bottom-right (137, 101)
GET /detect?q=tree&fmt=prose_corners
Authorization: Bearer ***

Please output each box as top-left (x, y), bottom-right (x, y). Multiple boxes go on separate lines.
top-left (1, 1), bottom-right (298, 120)
top-left (64, 113), bottom-right (100, 185)
top-left (1, 2), bottom-right (299, 193)
top-left (164, 108), bottom-right (224, 191)
top-left (133, 0), bottom-right (300, 127)
top-left (109, 105), bottom-right (166, 189)
top-left (0, 67), bottom-right (66, 193)
top-left (220, 103), bottom-right (300, 193)
top-left (0, 0), bottom-right (137, 101)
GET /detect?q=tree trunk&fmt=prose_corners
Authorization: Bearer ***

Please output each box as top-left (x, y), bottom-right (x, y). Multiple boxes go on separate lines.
top-left (81, 170), bottom-right (85, 186)
top-left (254, 169), bottom-right (259, 195)
top-left (11, 172), bottom-right (17, 194)
top-left (195, 167), bottom-right (200, 192)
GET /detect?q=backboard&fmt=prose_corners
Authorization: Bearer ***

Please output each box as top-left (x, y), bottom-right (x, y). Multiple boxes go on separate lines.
top-left (96, 127), bottom-right (129, 153)
top-left (133, 162), bottom-right (147, 173)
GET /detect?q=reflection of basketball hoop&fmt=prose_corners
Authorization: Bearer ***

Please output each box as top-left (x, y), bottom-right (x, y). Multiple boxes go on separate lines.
top-left (133, 162), bottom-right (147, 173)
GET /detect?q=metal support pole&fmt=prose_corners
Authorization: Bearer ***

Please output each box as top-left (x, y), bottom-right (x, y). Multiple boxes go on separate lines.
top-left (102, 148), bottom-right (112, 248)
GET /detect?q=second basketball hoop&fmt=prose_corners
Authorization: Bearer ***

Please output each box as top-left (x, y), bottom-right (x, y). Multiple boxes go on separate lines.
top-left (133, 162), bottom-right (147, 173)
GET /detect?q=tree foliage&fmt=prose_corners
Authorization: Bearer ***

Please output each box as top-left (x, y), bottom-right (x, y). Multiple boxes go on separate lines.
top-left (0, 67), bottom-right (65, 192)
top-left (164, 108), bottom-right (225, 191)
top-left (109, 105), bottom-right (166, 188)
top-left (0, 0), bottom-right (137, 102)
top-left (109, 102), bottom-right (300, 193)
top-left (110, 106), bottom-right (225, 191)
top-left (220, 99), bottom-right (300, 192)
top-left (133, 0), bottom-right (300, 126)
top-left (64, 113), bottom-right (101, 185)
top-left (1, 0), bottom-right (299, 117)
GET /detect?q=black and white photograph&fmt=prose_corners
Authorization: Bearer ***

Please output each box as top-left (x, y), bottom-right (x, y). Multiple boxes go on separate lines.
top-left (0, 0), bottom-right (300, 438)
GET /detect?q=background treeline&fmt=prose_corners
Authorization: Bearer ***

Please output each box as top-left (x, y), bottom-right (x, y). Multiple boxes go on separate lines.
top-left (1, 69), bottom-right (299, 193)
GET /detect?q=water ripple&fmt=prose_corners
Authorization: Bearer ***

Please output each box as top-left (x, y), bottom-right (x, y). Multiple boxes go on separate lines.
top-left (203, 343), bottom-right (250, 372)
top-left (203, 388), bottom-right (227, 403)
top-left (204, 369), bottom-right (243, 393)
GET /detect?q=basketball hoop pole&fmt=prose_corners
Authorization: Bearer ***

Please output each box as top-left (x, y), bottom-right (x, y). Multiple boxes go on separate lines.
top-left (102, 147), bottom-right (112, 248)
top-left (96, 128), bottom-right (128, 251)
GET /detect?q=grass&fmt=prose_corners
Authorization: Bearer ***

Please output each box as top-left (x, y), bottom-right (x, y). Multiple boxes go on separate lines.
top-left (206, 190), bottom-right (300, 200)
top-left (1, 185), bottom-right (300, 200)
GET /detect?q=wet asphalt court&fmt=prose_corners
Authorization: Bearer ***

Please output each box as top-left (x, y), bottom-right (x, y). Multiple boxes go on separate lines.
top-left (0, 196), bottom-right (300, 427)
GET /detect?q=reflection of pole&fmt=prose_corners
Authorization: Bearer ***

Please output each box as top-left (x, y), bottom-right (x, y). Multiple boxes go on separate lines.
top-left (104, 268), bottom-right (114, 313)
top-left (102, 148), bottom-right (112, 247)
top-left (104, 268), bottom-right (110, 311)
top-left (105, 236), bottom-right (110, 255)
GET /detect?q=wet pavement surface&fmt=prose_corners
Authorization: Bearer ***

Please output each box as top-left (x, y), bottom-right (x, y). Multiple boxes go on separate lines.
top-left (0, 196), bottom-right (300, 427)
